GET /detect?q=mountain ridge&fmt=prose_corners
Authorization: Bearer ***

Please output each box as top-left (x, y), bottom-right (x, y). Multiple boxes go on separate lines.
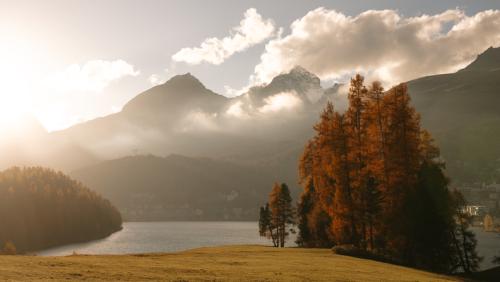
top-left (3, 47), bottom-right (500, 220)
top-left (460, 46), bottom-right (500, 72)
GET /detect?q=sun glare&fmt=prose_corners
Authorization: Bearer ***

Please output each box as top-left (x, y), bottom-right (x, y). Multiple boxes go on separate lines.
top-left (0, 35), bottom-right (44, 132)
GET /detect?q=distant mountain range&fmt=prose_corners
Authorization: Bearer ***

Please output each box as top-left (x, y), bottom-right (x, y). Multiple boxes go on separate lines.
top-left (2, 47), bottom-right (499, 220)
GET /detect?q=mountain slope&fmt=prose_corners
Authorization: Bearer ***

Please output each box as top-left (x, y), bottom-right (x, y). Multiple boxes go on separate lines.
top-left (408, 46), bottom-right (500, 183)
top-left (70, 154), bottom-right (295, 221)
top-left (54, 68), bottom-right (326, 163)
top-left (0, 115), bottom-right (99, 171)
top-left (30, 47), bottom-right (500, 221)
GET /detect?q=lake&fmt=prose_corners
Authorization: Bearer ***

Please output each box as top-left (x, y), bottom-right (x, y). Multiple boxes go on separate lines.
top-left (471, 227), bottom-right (500, 270)
top-left (37, 222), bottom-right (499, 270)
top-left (37, 222), bottom-right (270, 256)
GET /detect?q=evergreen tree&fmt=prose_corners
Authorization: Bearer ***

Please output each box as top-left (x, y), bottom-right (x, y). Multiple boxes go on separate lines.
top-left (451, 190), bottom-right (481, 273)
top-left (0, 167), bottom-right (122, 253)
top-left (259, 203), bottom-right (277, 247)
top-left (296, 179), bottom-right (314, 247)
top-left (269, 183), bottom-right (295, 247)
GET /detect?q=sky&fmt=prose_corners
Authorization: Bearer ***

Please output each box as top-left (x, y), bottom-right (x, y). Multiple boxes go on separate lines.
top-left (1, 0), bottom-right (500, 131)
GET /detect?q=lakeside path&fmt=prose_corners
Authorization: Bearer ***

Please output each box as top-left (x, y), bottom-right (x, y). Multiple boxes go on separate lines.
top-left (0, 245), bottom-right (461, 281)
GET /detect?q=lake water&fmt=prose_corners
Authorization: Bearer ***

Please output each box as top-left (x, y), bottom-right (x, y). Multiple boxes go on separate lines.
top-left (37, 222), bottom-right (499, 270)
top-left (37, 222), bottom-right (270, 256)
top-left (471, 227), bottom-right (500, 270)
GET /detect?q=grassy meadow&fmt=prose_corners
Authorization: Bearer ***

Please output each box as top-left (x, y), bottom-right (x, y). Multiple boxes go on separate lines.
top-left (0, 245), bottom-right (461, 281)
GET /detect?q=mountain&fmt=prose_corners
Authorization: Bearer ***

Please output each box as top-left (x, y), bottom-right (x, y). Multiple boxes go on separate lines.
top-left (459, 46), bottom-right (500, 72)
top-left (70, 154), bottom-right (292, 221)
top-left (247, 66), bottom-right (324, 103)
top-left (408, 46), bottom-right (500, 183)
top-left (0, 115), bottom-right (99, 171)
top-left (51, 67), bottom-right (331, 179)
top-left (5, 47), bottom-right (499, 221)
top-left (123, 72), bottom-right (226, 113)
top-left (55, 67), bottom-right (331, 221)
top-left (53, 73), bottom-right (228, 159)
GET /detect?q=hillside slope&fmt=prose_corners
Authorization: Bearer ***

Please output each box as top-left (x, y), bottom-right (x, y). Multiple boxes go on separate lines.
top-left (70, 155), bottom-right (291, 221)
top-left (408, 46), bottom-right (500, 183)
top-left (67, 47), bottom-right (500, 221)
top-left (0, 167), bottom-right (122, 252)
top-left (0, 245), bottom-right (459, 281)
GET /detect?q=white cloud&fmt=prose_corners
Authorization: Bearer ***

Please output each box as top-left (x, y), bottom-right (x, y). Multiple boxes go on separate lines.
top-left (250, 8), bottom-right (500, 86)
top-left (172, 8), bottom-right (275, 65)
top-left (223, 85), bottom-right (250, 98)
top-left (178, 110), bottom-right (220, 132)
top-left (225, 101), bottom-right (249, 118)
top-left (258, 92), bottom-right (302, 113)
top-left (46, 59), bottom-right (139, 92)
top-left (149, 68), bottom-right (169, 86)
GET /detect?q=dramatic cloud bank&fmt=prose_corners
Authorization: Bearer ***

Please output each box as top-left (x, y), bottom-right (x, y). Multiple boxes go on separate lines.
top-left (46, 60), bottom-right (139, 92)
top-left (250, 8), bottom-right (500, 86)
top-left (172, 8), bottom-right (275, 65)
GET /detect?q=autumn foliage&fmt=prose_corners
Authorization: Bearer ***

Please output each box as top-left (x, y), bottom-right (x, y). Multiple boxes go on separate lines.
top-left (296, 75), bottom-right (479, 273)
top-left (0, 167), bottom-right (122, 253)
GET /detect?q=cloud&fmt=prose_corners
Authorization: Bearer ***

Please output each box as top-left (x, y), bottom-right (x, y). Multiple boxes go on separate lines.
top-left (250, 8), bottom-right (500, 86)
top-left (149, 68), bottom-right (169, 86)
top-left (172, 8), bottom-right (275, 65)
top-left (223, 84), bottom-right (251, 98)
top-left (46, 59), bottom-right (139, 92)
top-left (178, 110), bottom-right (220, 132)
top-left (258, 92), bottom-right (302, 113)
top-left (225, 101), bottom-right (249, 118)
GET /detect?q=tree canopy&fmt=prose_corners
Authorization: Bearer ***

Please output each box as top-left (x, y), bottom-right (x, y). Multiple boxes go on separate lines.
top-left (259, 183), bottom-right (294, 247)
top-left (0, 166), bottom-right (122, 253)
top-left (296, 75), bottom-right (479, 273)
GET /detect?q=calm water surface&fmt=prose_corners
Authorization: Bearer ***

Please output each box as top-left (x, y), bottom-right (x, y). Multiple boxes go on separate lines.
top-left (37, 222), bottom-right (270, 256)
top-left (37, 222), bottom-right (498, 270)
top-left (471, 227), bottom-right (500, 270)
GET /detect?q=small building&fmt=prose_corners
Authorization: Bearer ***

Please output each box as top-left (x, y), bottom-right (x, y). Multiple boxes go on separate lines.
top-left (463, 205), bottom-right (487, 217)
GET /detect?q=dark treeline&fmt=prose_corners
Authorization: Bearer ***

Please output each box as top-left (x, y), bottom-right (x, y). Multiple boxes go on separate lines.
top-left (292, 75), bottom-right (480, 274)
top-left (0, 167), bottom-right (122, 253)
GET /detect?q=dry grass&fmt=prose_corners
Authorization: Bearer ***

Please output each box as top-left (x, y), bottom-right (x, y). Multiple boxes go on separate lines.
top-left (0, 245), bottom-right (462, 281)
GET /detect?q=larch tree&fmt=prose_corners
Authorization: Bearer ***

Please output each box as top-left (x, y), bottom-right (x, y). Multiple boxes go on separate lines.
top-left (293, 74), bottom-right (480, 273)
top-left (381, 83), bottom-right (422, 257)
top-left (297, 140), bottom-right (332, 247)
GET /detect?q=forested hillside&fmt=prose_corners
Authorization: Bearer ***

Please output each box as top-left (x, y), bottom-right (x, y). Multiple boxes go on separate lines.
top-left (71, 155), bottom-right (286, 221)
top-left (0, 167), bottom-right (122, 253)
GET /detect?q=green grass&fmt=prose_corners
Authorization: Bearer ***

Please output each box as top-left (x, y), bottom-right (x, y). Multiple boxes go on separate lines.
top-left (0, 245), bottom-right (461, 281)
